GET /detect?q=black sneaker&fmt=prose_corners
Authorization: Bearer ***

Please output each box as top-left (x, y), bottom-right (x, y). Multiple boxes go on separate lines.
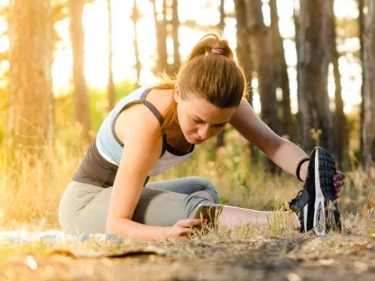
top-left (289, 147), bottom-right (341, 235)
top-left (288, 188), bottom-right (310, 232)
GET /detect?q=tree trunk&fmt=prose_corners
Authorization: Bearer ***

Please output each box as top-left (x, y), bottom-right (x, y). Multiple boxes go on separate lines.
top-left (152, 0), bottom-right (168, 74)
top-left (170, 0), bottom-right (180, 74)
top-left (245, 0), bottom-right (279, 172)
top-left (234, 0), bottom-right (253, 89)
top-left (107, 0), bottom-right (115, 111)
top-left (68, 0), bottom-right (91, 138)
top-left (269, 0), bottom-right (294, 141)
top-left (218, 0), bottom-right (225, 29)
top-left (296, 0), bottom-right (334, 153)
top-left (216, 0), bottom-right (226, 149)
top-left (330, 1), bottom-right (349, 170)
top-left (358, 0), bottom-right (365, 162)
top-left (8, 0), bottom-right (54, 154)
top-left (234, 0), bottom-right (258, 163)
top-left (294, 0), bottom-right (308, 150)
top-left (245, 0), bottom-right (278, 132)
top-left (362, 0), bottom-right (375, 171)
top-left (131, 0), bottom-right (141, 84)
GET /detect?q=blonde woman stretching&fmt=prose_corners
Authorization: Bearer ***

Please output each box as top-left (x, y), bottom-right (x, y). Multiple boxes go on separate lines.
top-left (59, 33), bottom-right (345, 241)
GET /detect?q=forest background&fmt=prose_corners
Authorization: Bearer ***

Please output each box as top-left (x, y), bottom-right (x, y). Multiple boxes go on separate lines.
top-left (0, 0), bottom-right (374, 230)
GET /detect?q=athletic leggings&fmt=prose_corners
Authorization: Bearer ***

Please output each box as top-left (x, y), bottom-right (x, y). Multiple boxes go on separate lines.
top-left (58, 177), bottom-right (220, 234)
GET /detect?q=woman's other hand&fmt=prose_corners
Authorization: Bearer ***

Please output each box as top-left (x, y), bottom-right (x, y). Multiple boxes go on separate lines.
top-left (333, 171), bottom-right (345, 198)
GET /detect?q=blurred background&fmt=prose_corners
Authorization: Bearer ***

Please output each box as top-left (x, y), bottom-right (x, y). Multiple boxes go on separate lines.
top-left (0, 0), bottom-right (373, 227)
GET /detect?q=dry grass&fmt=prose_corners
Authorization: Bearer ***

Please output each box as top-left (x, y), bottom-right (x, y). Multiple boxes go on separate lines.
top-left (0, 130), bottom-right (375, 281)
top-left (0, 128), bottom-right (374, 238)
top-left (0, 131), bottom-right (88, 229)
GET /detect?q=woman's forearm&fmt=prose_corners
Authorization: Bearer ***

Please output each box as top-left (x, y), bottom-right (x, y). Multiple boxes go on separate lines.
top-left (106, 217), bottom-right (172, 241)
top-left (269, 140), bottom-right (310, 181)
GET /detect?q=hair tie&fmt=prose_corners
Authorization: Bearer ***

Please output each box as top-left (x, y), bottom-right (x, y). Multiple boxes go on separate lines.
top-left (211, 48), bottom-right (223, 54)
top-left (296, 157), bottom-right (310, 182)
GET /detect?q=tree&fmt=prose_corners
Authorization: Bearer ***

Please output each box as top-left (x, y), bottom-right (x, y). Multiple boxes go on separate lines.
top-left (245, 0), bottom-right (279, 132)
top-left (7, 0), bottom-right (54, 154)
top-left (295, 0), bottom-right (334, 153)
top-left (170, 0), bottom-right (180, 74)
top-left (234, 0), bottom-right (257, 163)
top-left (234, 0), bottom-right (253, 97)
top-left (131, 0), bottom-right (141, 84)
top-left (361, 0), bottom-right (375, 171)
top-left (68, 0), bottom-right (91, 138)
top-left (151, 0), bottom-right (180, 75)
top-left (330, 0), bottom-right (349, 170)
top-left (107, 0), bottom-right (115, 111)
top-left (151, 0), bottom-right (168, 75)
top-left (358, 0), bottom-right (366, 165)
top-left (245, 0), bottom-right (279, 172)
top-left (216, 0), bottom-right (226, 149)
top-left (269, 0), bottom-right (293, 141)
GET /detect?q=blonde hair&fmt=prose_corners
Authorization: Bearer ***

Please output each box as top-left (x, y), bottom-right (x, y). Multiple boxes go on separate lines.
top-left (154, 32), bottom-right (248, 134)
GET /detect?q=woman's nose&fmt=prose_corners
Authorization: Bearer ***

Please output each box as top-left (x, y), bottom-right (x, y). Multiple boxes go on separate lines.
top-left (197, 125), bottom-right (210, 140)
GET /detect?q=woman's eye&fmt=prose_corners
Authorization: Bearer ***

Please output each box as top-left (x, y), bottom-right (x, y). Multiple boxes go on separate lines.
top-left (193, 119), bottom-right (203, 124)
top-left (215, 123), bottom-right (227, 128)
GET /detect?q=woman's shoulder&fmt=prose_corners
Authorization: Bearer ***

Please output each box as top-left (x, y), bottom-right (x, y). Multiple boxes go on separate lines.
top-left (146, 88), bottom-right (174, 109)
top-left (114, 87), bottom-right (173, 135)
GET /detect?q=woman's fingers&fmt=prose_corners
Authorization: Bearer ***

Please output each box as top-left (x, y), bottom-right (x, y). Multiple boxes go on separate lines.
top-left (176, 218), bottom-right (204, 228)
top-left (333, 171), bottom-right (345, 181)
top-left (170, 218), bottom-right (205, 237)
top-left (332, 171), bottom-right (345, 198)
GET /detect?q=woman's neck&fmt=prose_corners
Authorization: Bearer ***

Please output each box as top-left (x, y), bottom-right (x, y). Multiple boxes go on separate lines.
top-left (165, 122), bottom-right (191, 152)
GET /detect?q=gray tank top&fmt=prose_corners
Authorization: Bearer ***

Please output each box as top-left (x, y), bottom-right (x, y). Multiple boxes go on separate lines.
top-left (73, 87), bottom-right (195, 187)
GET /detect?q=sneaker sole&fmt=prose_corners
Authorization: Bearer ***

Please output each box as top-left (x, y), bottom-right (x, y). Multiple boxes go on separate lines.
top-left (313, 148), bottom-right (337, 236)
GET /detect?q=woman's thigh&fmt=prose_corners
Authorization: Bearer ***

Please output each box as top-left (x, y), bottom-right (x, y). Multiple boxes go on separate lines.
top-left (132, 188), bottom-right (210, 226)
top-left (58, 181), bottom-right (111, 234)
top-left (58, 181), bottom-right (213, 233)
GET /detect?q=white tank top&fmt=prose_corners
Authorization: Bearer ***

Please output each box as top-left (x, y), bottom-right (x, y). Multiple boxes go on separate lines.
top-left (95, 87), bottom-right (195, 177)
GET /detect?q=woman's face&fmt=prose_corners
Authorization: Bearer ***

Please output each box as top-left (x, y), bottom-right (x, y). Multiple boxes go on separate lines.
top-left (174, 88), bottom-right (237, 144)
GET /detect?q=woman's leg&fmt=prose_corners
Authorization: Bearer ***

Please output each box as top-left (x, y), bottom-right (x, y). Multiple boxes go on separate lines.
top-left (146, 178), bottom-right (299, 229)
top-left (58, 181), bottom-right (112, 234)
top-left (219, 206), bottom-right (300, 230)
top-left (59, 180), bottom-right (299, 234)
top-left (145, 177), bottom-right (220, 203)
top-left (132, 188), bottom-right (210, 226)
top-left (58, 181), bottom-right (214, 233)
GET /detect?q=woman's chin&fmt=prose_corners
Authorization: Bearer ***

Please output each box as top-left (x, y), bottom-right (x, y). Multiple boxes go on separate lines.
top-left (188, 136), bottom-right (204, 144)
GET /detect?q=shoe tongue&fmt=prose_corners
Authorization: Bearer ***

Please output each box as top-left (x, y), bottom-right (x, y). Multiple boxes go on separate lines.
top-left (290, 188), bottom-right (310, 211)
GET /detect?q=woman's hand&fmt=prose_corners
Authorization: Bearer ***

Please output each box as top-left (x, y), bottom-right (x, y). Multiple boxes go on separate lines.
top-left (333, 171), bottom-right (345, 198)
top-left (169, 218), bottom-right (204, 238)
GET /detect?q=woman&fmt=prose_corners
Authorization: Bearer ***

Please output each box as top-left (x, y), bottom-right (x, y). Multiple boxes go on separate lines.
top-left (59, 33), bottom-right (345, 241)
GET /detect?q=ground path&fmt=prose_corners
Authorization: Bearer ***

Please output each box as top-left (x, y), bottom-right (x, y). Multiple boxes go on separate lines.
top-left (1, 232), bottom-right (374, 280)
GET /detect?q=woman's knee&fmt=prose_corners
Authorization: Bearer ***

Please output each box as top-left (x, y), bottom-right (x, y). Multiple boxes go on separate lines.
top-left (193, 177), bottom-right (220, 203)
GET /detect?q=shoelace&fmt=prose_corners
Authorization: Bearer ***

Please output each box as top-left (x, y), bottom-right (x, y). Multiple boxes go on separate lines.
top-left (278, 190), bottom-right (303, 212)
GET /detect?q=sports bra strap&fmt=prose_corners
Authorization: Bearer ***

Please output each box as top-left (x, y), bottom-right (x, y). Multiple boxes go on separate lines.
top-left (143, 100), bottom-right (164, 125)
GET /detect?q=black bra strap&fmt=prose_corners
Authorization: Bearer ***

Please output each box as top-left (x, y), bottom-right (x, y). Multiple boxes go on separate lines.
top-left (143, 100), bottom-right (164, 125)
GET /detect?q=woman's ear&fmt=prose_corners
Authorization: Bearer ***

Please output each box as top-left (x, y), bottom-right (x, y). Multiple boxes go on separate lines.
top-left (174, 84), bottom-right (181, 103)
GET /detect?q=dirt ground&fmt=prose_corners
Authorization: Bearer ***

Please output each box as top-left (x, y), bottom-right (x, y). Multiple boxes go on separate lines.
top-left (1, 230), bottom-right (374, 281)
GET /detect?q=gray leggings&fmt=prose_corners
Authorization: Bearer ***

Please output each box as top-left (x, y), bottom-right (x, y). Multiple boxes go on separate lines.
top-left (58, 177), bottom-right (220, 234)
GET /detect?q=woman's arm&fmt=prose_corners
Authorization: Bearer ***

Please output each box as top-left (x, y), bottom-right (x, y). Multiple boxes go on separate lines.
top-left (106, 104), bottom-right (201, 241)
top-left (230, 98), bottom-right (345, 195)
top-left (230, 98), bottom-right (310, 180)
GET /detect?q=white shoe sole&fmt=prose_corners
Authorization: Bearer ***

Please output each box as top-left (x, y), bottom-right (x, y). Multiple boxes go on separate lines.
top-left (313, 149), bottom-right (326, 236)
